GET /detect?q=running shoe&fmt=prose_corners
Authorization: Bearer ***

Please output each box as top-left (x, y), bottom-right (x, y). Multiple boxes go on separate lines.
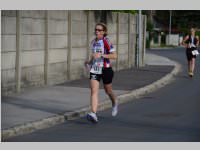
top-left (112, 104), bottom-right (118, 117)
top-left (87, 112), bottom-right (98, 123)
top-left (189, 71), bottom-right (194, 77)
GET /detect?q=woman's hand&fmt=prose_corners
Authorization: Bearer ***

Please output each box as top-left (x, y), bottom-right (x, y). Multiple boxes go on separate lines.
top-left (93, 53), bottom-right (101, 59)
top-left (84, 60), bottom-right (89, 65)
top-left (103, 52), bottom-right (117, 59)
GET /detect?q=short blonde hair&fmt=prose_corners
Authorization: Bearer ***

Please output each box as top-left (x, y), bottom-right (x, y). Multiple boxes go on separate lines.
top-left (190, 28), bottom-right (195, 32)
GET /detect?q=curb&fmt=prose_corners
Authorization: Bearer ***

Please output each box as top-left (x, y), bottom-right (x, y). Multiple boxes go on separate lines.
top-left (2, 115), bottom-right (65, 141)
top-left (2, 58), bottom-right (182, 141)
top-left (149, 47), bottom-right (181, 50)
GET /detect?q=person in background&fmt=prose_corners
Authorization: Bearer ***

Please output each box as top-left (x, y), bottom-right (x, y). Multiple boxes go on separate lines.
top-left (182, 28), bottom-right (199, 77)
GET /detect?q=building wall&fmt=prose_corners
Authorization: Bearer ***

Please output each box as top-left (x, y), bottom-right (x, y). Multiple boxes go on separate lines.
top-left (166, 34), bottom-right (180, 46)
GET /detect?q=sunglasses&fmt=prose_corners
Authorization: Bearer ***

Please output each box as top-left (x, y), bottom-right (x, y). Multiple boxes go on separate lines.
top-left (95, 28), bottom-right (104, 32)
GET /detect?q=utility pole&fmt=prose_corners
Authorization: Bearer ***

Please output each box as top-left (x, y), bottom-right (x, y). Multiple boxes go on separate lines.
top-left (168, 10), bottom-right (172, 45)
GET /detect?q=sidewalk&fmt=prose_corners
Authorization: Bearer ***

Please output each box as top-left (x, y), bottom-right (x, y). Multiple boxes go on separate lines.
top-left (1, 53), bottom-right (181, 140)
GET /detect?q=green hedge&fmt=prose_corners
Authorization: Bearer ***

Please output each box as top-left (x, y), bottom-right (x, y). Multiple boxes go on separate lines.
top-left (146, 39), bottom-right (150, 48)
top-left (112, 10), bottom-right (137, 14)
top-left (196, 31), bottom-right (200, 38)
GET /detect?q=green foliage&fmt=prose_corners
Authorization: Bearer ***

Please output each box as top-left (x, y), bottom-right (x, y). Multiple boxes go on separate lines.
top-left (195, 31), bottom-right (200, 38)
top-left (180, 28), bottom-right (200, 37)
top-left (90, 10), bottom-right (112, 24)
top-left (143, 10), bottom-right (200, 34)
top-left (179, 28), bottom-right (189, 36)
top-left (112, 10), bottom-right (138, 14)
top-left (146, 39), bottom-right (150, 48)
top-left (147, 21), bottom-right (153, 32)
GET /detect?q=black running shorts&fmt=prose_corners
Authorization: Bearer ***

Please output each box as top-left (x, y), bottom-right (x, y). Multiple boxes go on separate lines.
top-left (186, 48), bottom-right (196, 61)
top-left (90, 67), bottom-right (114, 84)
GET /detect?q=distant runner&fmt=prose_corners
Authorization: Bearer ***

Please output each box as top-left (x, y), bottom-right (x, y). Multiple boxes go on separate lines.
top-left (182, 28), bottom-right (199, 77)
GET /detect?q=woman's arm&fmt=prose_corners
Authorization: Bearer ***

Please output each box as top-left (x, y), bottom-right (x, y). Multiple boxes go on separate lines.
top-left (88, 51), bottom-right (117, 60)
top-left (102, 51), bottom-right (117, 60)
top-left (196, 36), bottom-right (199, 46)
top-left (182, 35), bottom-right (189, 47)
top-left (85, 54), bottom-right (93, 65)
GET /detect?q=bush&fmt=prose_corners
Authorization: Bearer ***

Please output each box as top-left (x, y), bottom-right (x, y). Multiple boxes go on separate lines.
top-left (147, 21), bottom-right (153, 32)
top-left (195, 31), bottom-right (200, 38)
top-left (112, 10), bottom-right (137, 15)
top-left (146, 39), bottom-right (150, 48)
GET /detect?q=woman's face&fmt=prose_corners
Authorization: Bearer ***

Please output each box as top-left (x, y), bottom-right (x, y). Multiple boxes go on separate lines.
top-left (190, 29), bottom-right (195, 35)
top-left (95, 25), bottom-right (105, 39)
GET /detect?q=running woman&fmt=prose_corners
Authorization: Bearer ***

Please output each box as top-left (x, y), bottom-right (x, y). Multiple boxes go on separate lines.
top-left (182, 28), bottom-right (199, 77)
top-left (85, 23), bottom-right (118, 123)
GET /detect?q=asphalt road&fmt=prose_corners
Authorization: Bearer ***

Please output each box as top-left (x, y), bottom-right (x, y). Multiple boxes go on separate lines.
top-left (6, 47), bottom-right (200, 142)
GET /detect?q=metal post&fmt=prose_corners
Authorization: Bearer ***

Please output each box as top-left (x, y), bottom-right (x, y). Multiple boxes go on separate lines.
top-left (142, 15), bottom-right (147, 66)
top-left (169, 10), bottom-right (172, 45)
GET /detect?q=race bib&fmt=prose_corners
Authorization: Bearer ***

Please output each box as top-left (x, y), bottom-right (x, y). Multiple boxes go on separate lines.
top-left (192, 50), bottom-right (199, 56)
top-left (90, 39), bottom-right (104, 74)
top-left (90, 61), bottom-right (103, 74)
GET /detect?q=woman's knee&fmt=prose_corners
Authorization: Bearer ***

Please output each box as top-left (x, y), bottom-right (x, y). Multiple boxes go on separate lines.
top-left (191, 59), bottom-right (195, 64)
top-left (105, 88), bottom-right (113, 95)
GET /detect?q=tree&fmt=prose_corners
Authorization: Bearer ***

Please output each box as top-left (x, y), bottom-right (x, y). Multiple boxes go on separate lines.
top-left (143, 10), bottom-right (200, 35)
top-left (94, 10), bottom-right (112, 24)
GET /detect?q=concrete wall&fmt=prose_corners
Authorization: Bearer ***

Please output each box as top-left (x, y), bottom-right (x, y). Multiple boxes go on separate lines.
top-left (1, 10), bottom-right (146, 95)
top-left (166, 34), bottom-right (179, 46)
top-left (1, 11), bottom-right (17, 93)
